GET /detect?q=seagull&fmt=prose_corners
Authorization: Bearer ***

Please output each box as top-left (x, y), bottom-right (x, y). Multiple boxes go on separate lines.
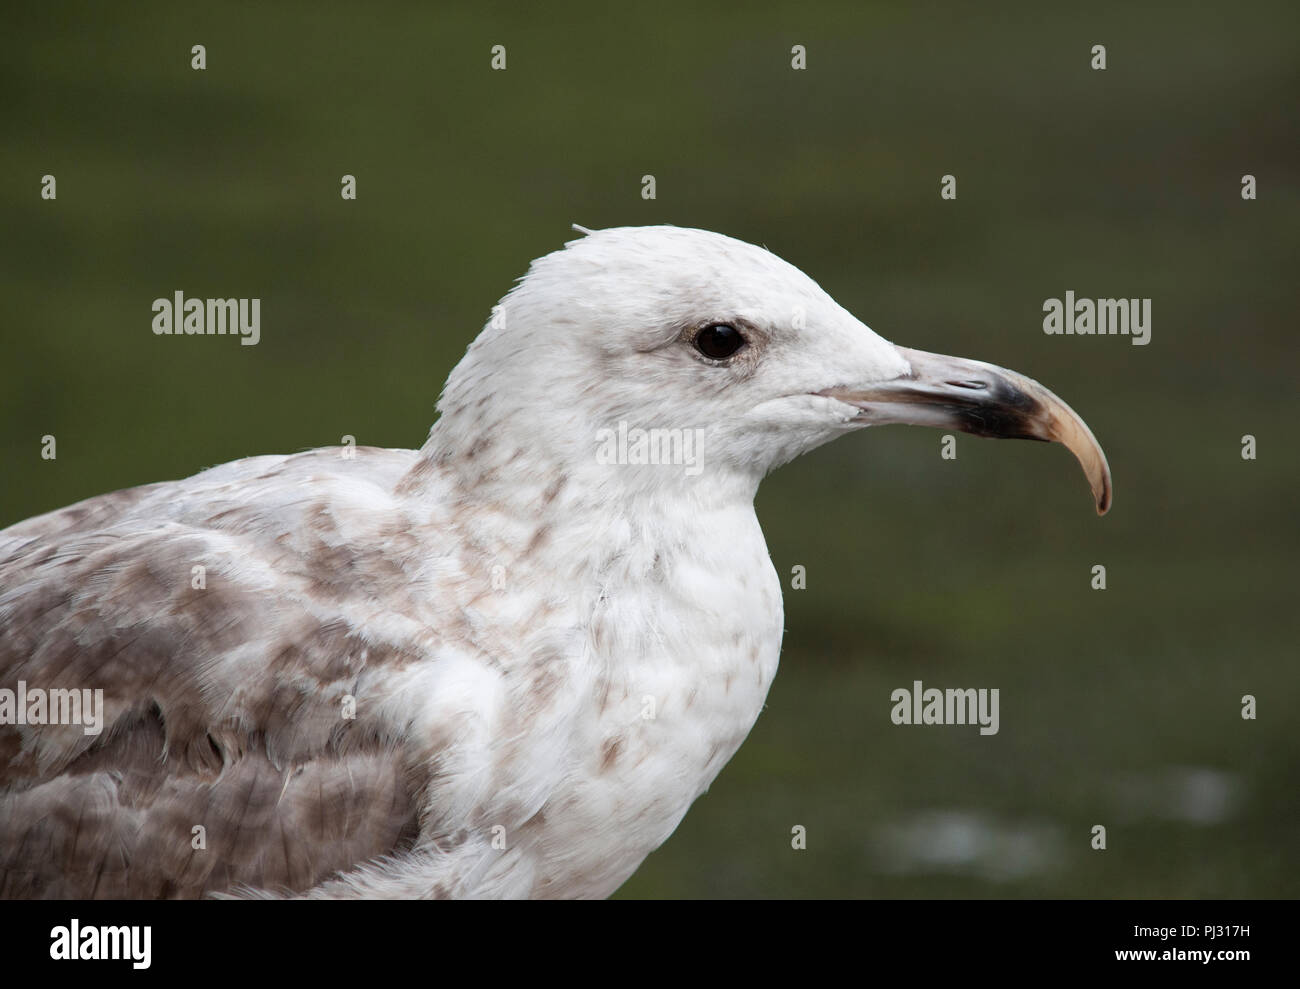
top-left (0, 225), bottom-right (1110, 899)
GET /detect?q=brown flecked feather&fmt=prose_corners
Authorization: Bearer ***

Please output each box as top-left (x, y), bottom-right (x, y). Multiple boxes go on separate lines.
top-left (0, 449), bottom-right (433, 898)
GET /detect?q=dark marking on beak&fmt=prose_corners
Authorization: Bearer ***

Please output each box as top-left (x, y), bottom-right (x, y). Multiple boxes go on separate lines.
top-left (820, 347), bottom-right (1112, 515)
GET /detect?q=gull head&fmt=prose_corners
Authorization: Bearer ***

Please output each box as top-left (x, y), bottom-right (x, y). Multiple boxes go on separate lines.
top-left (429, 224), bottom-right (1110, 513)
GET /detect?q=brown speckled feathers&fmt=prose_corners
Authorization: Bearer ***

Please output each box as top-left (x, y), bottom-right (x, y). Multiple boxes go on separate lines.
top-left (0, 449), bottom-right (430, 898)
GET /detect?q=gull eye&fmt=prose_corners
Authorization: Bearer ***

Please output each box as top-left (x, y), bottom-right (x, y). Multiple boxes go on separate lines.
top-left (694, 323), bottom-right (746, 361)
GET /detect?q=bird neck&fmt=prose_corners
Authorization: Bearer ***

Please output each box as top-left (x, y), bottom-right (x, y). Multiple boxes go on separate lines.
top-left (412, 414), bottom-right (764, 516)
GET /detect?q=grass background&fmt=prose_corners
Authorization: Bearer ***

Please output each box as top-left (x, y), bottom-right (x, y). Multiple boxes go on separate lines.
top-left (2, 1), bottom-right (1296, 896)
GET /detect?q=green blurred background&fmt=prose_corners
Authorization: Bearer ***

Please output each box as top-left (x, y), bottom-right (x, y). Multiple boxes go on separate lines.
top-left (2, 2), bottom-right (1296, 897)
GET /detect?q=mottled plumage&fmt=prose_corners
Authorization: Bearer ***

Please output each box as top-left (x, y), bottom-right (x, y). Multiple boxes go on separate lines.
top-left (0, 226), bottom-right (1109, 898)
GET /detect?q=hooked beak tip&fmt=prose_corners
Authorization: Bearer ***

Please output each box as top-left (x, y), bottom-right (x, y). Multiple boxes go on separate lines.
top-left (827, 346), bottom-right (1112, 516)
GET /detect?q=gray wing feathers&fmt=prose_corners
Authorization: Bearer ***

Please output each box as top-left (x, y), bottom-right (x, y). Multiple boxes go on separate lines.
top-left (0, 448), bottom-right (433, 898)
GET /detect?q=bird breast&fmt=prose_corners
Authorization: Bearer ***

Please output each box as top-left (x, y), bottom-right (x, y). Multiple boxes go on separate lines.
top-left (571, 510), bottom-right (782, 895)
top-left (434, 495), bottom-right (785, 897)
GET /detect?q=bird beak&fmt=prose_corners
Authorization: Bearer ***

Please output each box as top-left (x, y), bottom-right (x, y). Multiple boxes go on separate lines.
top-left (821, 346), bottom-right (1112, 515)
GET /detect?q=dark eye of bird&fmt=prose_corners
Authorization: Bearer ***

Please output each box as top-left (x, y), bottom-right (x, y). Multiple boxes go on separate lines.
top-left (694, 323), bottom-right (746, 361)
